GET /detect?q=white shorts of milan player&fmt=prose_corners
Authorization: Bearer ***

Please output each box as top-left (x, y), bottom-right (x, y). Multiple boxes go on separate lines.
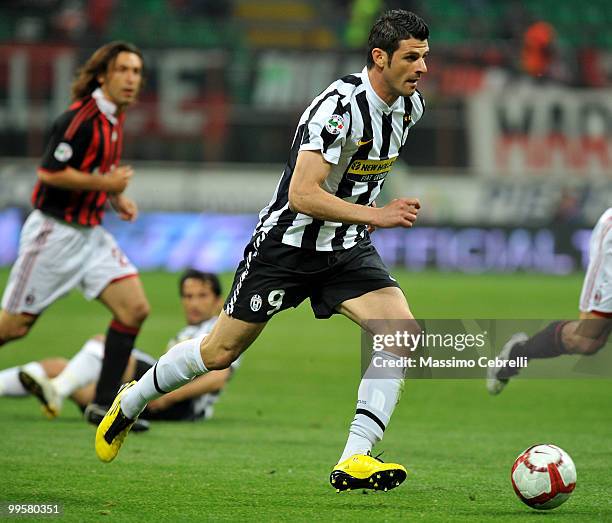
top-left (580, 207), bottom-right (612, 315)
top-left (2, 210), bottom-right (137, 315)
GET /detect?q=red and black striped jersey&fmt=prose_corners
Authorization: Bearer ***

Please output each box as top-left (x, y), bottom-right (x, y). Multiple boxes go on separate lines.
top-left (31, 93), bottom-right (125, 227)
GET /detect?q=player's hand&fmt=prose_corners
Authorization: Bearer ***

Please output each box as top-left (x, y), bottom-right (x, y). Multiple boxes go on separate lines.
top-left (105, 165), bottom-right (134, 193)
top-left (372, 198), bottom-right (420, 228)
top-left (111, 194), bottom-right (138, 222)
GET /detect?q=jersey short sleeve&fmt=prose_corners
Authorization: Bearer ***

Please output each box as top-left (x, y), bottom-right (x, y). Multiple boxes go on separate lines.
top-left (299, 93), bottom-right (350, 165)
top-left (39, 111), bottom-right (94, 172)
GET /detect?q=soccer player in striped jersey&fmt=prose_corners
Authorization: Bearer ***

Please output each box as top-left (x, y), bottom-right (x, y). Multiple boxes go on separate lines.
top-left (2, 271), bottom-right (238, 422)
top-left (0, 42), bottom-right (151, 430)
top-left (97, 10), bottom-right (429, 491)
top-left (488, 207), bottom-right (612, 394)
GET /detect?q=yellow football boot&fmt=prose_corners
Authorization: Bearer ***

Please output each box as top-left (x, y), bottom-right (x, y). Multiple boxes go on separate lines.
top-left (95, 381), bottom-right (138, 463)
top-left (330, 452), bottom-right (407, 492)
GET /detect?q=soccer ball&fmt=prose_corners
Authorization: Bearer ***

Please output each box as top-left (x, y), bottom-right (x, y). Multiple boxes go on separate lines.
top-left (511, 444), bottom-right (576, 510)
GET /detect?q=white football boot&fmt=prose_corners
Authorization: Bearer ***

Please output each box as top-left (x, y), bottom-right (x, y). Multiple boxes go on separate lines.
top-left (487, 332), bottom-right (529, 395)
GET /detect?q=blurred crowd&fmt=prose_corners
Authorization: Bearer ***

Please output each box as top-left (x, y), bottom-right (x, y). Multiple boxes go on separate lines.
top-left (2, 0), bottom-right (611, 87)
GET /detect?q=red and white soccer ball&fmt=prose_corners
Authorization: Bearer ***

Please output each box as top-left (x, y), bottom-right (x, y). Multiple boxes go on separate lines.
top-left (511, 444), bottom-right (576, 510)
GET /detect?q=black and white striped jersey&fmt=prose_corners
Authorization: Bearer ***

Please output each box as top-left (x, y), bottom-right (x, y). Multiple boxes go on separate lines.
top-left (254, 66), bottom-right (425, 251)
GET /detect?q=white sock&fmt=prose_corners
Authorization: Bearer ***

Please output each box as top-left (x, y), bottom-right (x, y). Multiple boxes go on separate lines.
top-left (0, 361), bottom-right (45, 396)
top-left (51, 338), bottom-right (104, 399)
top-left (121, 334), bottom-right (208, 419)
top-left (339, 351), bottom-right (405, 463)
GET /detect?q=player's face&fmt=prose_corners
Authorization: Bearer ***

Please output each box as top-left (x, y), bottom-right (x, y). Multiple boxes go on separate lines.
top-left (180, 278), bottom-right (221, 325)
top-left (381, 38), bottom-right (429, 98)
top-left (98, 51), bottom-right (143, 110)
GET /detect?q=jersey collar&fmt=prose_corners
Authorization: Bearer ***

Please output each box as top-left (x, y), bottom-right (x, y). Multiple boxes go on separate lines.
top-left (362, 66), bottom-right (403, 114)
top-left (92, 87), bottom-right (118, 125)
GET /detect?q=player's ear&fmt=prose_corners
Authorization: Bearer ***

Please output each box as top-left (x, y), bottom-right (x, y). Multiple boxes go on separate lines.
top-left (371, 48), bottom-right (388, 69)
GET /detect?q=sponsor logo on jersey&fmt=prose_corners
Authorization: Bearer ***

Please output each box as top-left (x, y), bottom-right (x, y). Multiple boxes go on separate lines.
top-left (346, 157), bottom-right (398, 182)
top-left (325, 114), bottom-right (344, 135)
top-left (250, 294), bottom-right (262, 312)
top-left (53, 142), bottom-right (73, 162)
top-left (357, 138), bottom-right (373, 147)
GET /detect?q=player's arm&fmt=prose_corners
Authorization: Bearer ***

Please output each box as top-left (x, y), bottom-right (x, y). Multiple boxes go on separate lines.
top-left (289, 150), bottom-right (420, 229)
top-left (147, 369), bottom-right (232, 411)
top-left (37, 165), bottom-right (133, 193)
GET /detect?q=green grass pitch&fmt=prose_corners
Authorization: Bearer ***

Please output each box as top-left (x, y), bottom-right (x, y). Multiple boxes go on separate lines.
top-left (0, 269), bottom-right (610, 521)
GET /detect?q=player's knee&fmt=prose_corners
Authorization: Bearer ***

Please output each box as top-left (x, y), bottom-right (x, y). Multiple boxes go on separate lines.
top-left (205, 351), bottom-right (236, 370)
top-left (0, 316), bottom-right (34, 342)
top-left (41, 357), bottom-right (68, 378)
top-left (371, 319), bottom-right (421, 356)
top-left (202, 342), bottom-right (240, 370)
top-left (205, 356), bottom-right (232, 370)
top-left (0, 326), bottom-right (24, 342)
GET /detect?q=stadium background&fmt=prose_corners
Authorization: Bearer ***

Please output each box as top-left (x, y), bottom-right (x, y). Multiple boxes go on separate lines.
top-left (0, 1), bottom-right (611, 521)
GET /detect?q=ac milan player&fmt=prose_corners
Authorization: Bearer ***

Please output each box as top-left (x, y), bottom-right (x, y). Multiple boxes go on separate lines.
top-left (0, 42), bottom-right (150, 429)
top-left (488, 207), bottom-right (612, 394)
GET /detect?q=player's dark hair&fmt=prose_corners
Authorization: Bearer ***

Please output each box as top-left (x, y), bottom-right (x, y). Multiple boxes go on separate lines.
top-left (179, 269), bottom-right (222, 297)
top-left (367, 10), bottom-right (429, 69)
top-left (71, 41), bottom-right (144, 101)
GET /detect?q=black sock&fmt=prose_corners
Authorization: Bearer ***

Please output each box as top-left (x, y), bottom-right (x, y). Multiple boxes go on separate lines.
top-left (498, 321), bottom-right (568, 380)
top-left (510, 321), bottom-right (568, 360)
top-left (94, 320), bottom-right (140, 406)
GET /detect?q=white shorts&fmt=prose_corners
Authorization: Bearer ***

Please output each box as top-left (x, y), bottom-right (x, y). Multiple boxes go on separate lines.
top-left (1, 210), bottom-right (138, 315)
top-left (579, 208), bottom-right (612, 314)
